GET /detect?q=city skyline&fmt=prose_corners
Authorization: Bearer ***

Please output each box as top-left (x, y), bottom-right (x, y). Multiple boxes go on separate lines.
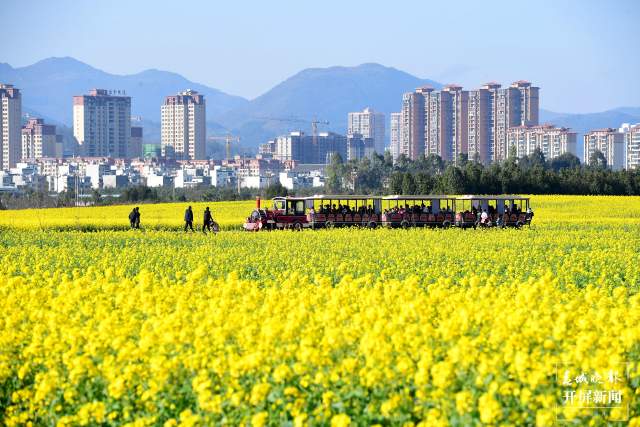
top-left (1, 0), bottom-right (639, 114)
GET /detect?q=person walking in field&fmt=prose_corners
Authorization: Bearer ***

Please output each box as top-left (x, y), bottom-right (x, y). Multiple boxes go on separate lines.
top-left (184, 206), bottom-right (195, 232)
top-left (134, 207), bottom-right (141, 229)
top-left (202, 207), bottom-right (214, 234)
top-left (128, 208), bottom-right (137, 229)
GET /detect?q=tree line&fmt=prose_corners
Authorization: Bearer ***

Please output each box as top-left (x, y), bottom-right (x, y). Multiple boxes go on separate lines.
top-left (325, 149), bottom-right (640, 196)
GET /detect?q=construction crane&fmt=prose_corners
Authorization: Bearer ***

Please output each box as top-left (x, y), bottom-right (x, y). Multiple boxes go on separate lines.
top-left (208, 135), bottom-right (240, 160)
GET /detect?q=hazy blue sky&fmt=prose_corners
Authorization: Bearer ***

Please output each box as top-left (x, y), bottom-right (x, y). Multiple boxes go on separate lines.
top-left (1, 0), bottom-right (638, 113)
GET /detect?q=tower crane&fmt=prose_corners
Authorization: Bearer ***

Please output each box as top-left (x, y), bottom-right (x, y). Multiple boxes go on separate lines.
top-left (208, 135), bottom-right (240, 160)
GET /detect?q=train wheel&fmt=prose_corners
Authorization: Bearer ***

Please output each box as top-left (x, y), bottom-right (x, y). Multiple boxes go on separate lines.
top-left (400, 220), bottom-right (410, 229)
top-left (368, 221), bottom-right (377, 229)
top-left (293, 222), bottom-right (302, 231)
top-left (442, 221), bottom-right (451, 228)
top-left (325, 221), bottom-right (334, 229)
top-left (516, 221), bottom-right (524, 228)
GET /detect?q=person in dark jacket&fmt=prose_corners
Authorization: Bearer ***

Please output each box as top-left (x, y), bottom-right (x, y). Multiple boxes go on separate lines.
top-left (184, 206), bottom-right (194, 232)
top-left (128, 208), bottom-right (137, 229)
top-left (134, 207), bottom-right (141, 229)
top-left (202, 207), bottom-right (213, 233)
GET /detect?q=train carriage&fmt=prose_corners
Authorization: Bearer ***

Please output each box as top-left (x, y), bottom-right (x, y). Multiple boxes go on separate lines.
top-left (381, 195), bottom-right (457, 228)
top-left (305, 195), bottom-right (382, 229)
top-left (455, 195), bottom-right (533, 228)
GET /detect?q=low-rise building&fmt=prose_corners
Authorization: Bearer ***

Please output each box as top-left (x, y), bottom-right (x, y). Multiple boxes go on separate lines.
top-left (240, 174), bottom-right (276, 189)
top-left (146, 173), bottom-right (173, 188)
top-left (174, 167), bottom-right (212, 188)
top-left (211, 165), bottom-right (237, 187)
top-left (102, 174), bottom-right (129, 189)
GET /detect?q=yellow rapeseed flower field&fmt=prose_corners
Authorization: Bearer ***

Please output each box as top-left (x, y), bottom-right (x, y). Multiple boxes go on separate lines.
top-left (0, 195), bottom-right (639, 426)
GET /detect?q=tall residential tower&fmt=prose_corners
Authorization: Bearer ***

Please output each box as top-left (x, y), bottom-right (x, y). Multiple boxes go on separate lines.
top-left (389, 112), bottom-right (402, 161)
top-left (73, 89), bottom-right (131, 158)
top-left (21, 118), bottom-right (58, 160)
top-left (161, 90), bottom-right (206, 160)
top-left (0, 84), bottom-right (22, 170)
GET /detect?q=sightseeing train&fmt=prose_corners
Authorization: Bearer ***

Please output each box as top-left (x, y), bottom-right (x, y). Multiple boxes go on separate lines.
top-left (243, 194), bottom-right (533, 231)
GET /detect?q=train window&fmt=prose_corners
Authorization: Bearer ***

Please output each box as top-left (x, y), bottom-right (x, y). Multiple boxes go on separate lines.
top-left (274, 200), bottom-right (285, 210)
top-left (295, 201), bottom-right (305, 215)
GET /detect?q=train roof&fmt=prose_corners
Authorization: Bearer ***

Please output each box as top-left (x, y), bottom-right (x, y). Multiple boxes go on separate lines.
top-left (382, 194), bottom-right (455, 200)
top-left (456, 195), bottom-right (529, 200)
top-left (305, 194), bottom-right (382, 200)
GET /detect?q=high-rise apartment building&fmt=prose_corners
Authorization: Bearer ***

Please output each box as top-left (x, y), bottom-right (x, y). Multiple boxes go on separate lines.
top-left (0, 84), bottom-right (22, 170)
top-left (389, 112), bottom-right (402, 161)
top-left (467, 83), bottom-right (494, 163)
top-left (623, 124), bottom-right (640, 170)
top-left (347, 107), bottom-right (385, 154)
top-left (440, 85), bottom-right (468, 162)
top-left (511, 80), bottom-right (539, 126)
top-left (400, 87), bottom-right (429, 160)
top-left (401, 85), bottom-right (470, 163)
top-left (161, 90), bottom-right (206, 160)
top-left (21, 118), bottom-right (58, 160)
top-left (73, 89), bottom-right (131, 158)
top-left (583, 129), bottom-right (625, 170)
top-left (466, 81), bottom-right (539, 163)
top-left (506, 125), bottom-right (576, 159)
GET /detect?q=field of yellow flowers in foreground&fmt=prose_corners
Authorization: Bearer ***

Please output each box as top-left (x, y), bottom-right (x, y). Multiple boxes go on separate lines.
top-left (0, 196), bottom-right (639, 426)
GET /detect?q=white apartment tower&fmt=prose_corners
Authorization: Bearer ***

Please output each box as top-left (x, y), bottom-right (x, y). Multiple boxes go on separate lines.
top-left (73, 89), bottom-right (131, 158)
top-left (21, 118), bottom-right (58, 160)
top-left (347, 107), bottom-right (385, 154)
top-left (583, 129), bottom-right (625, 170)
top-left (161, 90), bottom-right (206, 160)
top-left (389, 112), bottom-right (402, 161)
top-left (0, 84), bottom-right (22, 170)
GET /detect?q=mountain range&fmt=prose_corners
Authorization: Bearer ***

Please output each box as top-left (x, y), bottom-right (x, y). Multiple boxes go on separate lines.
top-left (1, 57), bottom-right (638, 159)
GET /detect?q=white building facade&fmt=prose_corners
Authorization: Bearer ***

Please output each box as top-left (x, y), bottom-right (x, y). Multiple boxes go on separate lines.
top-left (1, 84), bottom-right (22, 170)
top-left (161, 90), bottom-right (206, 160)
top-left (506, 125), bottom-right (577, 159)
top-left (389, 112), bottom-right (402, 161)
top-left (73, 89), bottom-right (131, 158)
top-left (348, 107), bottom-right (385, 154)
top-left (583, 129), bottom-right (625, 170)
top-left (21, 118), bottom-right (59, 160)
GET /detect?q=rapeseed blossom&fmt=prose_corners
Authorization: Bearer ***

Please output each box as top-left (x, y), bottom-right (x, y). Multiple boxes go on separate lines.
top-left (0, 195), bottom-right (638, 425)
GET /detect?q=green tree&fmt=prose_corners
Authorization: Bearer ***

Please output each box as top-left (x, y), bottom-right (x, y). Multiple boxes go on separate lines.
top-left (389, 172), bottom-right (404, 194)
top-left (439, 165), bottom-right (466, 194)
top-left (589, 150), bottom-right (607, 169)
top-left (550, 152), bottom-right (581, 171)
top-left (401, 173), bottom-right (417, 194)
top-left (264, 182), bottom-right (288, 199)
top-left (325, 153), bottom-right (345, 193)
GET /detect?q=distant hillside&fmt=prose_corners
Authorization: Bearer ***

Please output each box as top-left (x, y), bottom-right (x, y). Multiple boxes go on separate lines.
top-left (218, 63), bottom-right (443, 147)
top-left (0, 57), bottom-right (248, 126)
top-left (540, 107), bottom-right (640, 160)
